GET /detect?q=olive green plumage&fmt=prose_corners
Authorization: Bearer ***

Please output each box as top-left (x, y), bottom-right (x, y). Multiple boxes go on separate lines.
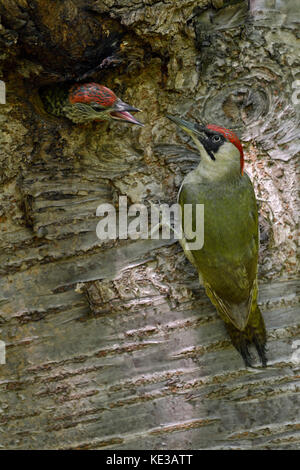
top-left (167, 115), bottom-right (267, 367)
top-left (179, 174), bottom-right (267, 366)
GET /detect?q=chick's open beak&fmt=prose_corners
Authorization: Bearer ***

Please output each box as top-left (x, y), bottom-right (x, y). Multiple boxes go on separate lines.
top-left (110, 99), bottom-right (144, 126)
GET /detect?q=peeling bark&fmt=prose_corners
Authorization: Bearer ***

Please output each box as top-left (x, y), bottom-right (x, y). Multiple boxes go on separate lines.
top-left (0, 0), bottom-right (299, 450)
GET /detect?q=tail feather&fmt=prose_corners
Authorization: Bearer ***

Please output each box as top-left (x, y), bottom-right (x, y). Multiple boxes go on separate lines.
top-left (225, 305), bottom-right (267, 367)
top-left (253, 334), bottom-right (267, 367)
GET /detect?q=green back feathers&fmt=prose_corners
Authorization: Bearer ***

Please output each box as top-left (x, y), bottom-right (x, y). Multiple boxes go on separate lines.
top-left (179, 173), bottom-right (258, 305)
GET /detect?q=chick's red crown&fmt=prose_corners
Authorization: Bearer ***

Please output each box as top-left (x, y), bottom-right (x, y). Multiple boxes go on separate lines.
top-left (69, 83), bottom-right (117, 107)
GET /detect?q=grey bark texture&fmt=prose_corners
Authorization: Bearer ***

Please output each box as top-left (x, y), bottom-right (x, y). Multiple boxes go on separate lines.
top-left (0, 0), bottom-right (299, 450)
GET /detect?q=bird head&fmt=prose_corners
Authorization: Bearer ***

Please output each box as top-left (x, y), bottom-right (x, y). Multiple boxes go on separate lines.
top-left (66, 82), bottom-right (143, 125)
top-left (167, 115), bottom-right (244, 179)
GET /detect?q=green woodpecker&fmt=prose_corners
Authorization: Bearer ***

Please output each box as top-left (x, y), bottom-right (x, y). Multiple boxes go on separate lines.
top-left (167, 115), bottom-right (267, 367)
top-left (40, 82), bottom-right (143, 126)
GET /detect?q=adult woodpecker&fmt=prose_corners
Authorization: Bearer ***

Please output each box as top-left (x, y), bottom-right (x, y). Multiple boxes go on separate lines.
top-left (40, 82), bottom-right (143, 126)
top-left (167, 115), bottom-right (267, 367)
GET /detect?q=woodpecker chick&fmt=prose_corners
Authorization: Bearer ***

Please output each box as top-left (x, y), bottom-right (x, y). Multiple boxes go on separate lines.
top-left (40, 82), bottom-right (143, 126)
top-left (167, 115), bottom-right (267, 368)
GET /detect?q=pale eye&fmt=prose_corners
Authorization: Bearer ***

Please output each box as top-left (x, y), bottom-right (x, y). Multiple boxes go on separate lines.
top-left (212, 135), bottom-right (221, 142)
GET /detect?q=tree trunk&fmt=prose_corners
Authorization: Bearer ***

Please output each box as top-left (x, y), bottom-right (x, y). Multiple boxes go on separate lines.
top-left (0, 0), bottom-right (299, 450)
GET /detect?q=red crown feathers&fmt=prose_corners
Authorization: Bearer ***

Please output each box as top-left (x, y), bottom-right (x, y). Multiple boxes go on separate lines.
top-left (206, 124), bottom-right (244, 175)
top-left (69, 83), bottom-right (117, 107)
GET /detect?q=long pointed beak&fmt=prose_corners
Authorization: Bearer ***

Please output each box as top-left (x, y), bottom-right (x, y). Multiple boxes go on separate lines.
top-left (166, 115), bottom-right (206, 139)
top-left (110, 99), bottom-right (144, 126)
top-left (114, 100), bottom-right (141, 114)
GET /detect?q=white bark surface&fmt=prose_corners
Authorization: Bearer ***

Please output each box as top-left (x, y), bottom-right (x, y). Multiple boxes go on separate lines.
top-left (0, 0), bottom-right (299, 449)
